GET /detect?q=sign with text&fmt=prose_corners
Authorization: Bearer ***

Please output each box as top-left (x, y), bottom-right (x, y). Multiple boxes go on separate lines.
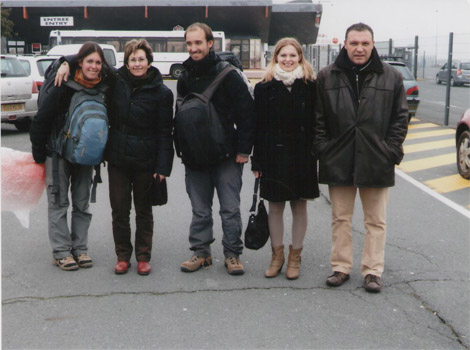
top-left (40, 17), bottom-right (74, 26)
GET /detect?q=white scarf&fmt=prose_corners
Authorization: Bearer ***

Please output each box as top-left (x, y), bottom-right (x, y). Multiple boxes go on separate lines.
top-left (273, 64), bottom-right (304, 87)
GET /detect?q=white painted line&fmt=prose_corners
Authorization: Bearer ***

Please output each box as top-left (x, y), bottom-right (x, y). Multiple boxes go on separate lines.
top-left (396, 169), bottom-right (470, 219)
top-left (420, 99), bottom-right (467, 111)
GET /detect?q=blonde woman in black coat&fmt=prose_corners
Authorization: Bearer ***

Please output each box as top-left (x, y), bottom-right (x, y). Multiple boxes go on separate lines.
top-left (252, 37), bottom-right (319, 280)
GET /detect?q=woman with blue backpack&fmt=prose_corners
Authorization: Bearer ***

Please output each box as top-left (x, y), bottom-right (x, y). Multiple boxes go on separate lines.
top-left (56, 39), bottom-right (174, 276)
top-left (30, 42), bottom-right (112, 271)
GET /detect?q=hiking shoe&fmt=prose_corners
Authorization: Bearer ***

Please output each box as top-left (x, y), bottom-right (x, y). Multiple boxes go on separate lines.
top-left (53, 256), bottom-right (79, 271)
top-left (74, 253), bottom-right (93, 268)
top-left (224, 257), bottom-right (245, 275)
top-left (180, 256), bottom-right (212, 272)
top-left (364, 274), bottom-right (382, 293)
top-left (326, 271), bottom-right (350, 287)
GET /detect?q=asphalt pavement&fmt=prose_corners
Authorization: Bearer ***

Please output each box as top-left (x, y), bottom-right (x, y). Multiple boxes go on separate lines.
top-left (2, 148), bottom-right (469, 349)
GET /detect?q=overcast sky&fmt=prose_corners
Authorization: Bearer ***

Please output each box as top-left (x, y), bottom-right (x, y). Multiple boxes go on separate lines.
top-left (316, 0), bottom-right (470, 42)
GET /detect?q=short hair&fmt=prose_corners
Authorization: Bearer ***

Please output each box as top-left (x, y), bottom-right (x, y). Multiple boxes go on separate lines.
top-left (345, 22), bottom-right (374, 40)
top-left (262, 37), bottom-right (315, 83)
top-left (77, 41), bottom-right (105, 66)
top-left (184, 22), bottom-right (214, 43)
top-left (123, 39), bottom-right (153, 66)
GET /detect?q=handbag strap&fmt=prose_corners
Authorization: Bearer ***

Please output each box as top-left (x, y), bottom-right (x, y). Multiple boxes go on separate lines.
top-left (249, 177), bottom-right (260, 213)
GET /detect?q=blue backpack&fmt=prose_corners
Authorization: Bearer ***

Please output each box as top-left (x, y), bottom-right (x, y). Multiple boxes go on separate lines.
top-left (56, 80), bottom-right (109, 166)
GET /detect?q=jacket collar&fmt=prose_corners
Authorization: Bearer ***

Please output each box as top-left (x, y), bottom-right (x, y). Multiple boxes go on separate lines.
top-left (333, 47), bottom-right (383, 74)
top-left (183, 50), bottom-right (221, 77)
top-left (118, 65), bottom-right (163, 88)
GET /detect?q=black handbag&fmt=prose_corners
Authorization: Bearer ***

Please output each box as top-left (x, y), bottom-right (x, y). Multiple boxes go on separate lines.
top-left (151, 177), bottom-right (168, 206)
top-left (244, 177), bottom-right (270, 250)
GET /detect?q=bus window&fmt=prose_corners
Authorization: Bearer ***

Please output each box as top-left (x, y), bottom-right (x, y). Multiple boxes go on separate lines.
top-left (149, 40), bottom-right (166, 53)
top-left (167, 39), bottom-right (185, 53)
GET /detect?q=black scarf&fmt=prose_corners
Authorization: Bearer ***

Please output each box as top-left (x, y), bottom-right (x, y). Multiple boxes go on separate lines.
top-left (125, 67), bottom-right (157, 89)
top-left (182, 50), bottom-right (221, 77)
top-left (334, 47), bottom-right (383, 101)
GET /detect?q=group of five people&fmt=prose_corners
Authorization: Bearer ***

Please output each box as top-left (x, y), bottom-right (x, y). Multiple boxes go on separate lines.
top-left (30, 21), bottom-right (408, 293)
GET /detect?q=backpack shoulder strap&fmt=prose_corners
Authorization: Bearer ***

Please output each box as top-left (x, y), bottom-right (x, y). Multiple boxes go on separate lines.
top-left (64, 80), bottom-right (108, 95)
top-left (64, 79), bottom-right (84, 92)
top-left (202, 65), bottom-right (235, 100)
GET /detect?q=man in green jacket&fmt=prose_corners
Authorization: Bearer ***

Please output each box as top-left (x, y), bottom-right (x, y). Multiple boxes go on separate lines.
top-left (314, 23), bottom-right (409, 293)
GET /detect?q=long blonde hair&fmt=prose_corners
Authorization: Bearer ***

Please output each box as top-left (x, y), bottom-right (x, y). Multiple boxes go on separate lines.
top-left (262, 37), bottom-right (315, 83)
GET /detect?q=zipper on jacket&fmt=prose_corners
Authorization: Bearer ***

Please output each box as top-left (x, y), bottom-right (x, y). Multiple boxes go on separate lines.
top-left (356, 74), bottom-right (360, 104)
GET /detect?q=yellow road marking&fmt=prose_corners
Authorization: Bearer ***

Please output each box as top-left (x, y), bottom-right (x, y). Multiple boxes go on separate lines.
top-left (404, 139), bottom-right (455, 153)
top-left (406, 129), bottom-right (455, 140)
top-left (398, 153), bottom-right (455, 172)
top-left (408, 123), bottom-right (439, 130)
top-left (424, 174), bottom-right (470, 193)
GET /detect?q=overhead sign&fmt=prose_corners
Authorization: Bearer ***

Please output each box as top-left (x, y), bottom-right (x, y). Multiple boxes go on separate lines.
top-left (40, 17), bottom-right (74, 27)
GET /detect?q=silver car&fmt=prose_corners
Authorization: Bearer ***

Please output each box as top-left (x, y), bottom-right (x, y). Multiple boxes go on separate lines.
top-left (1, 55), bottom-right (38, 131)
top-left (436, 61), bottom-right (470, 86)
top-left (385, 61), bottom-right (420, 121)
top-left (17, 55), bottom-right (58, 90)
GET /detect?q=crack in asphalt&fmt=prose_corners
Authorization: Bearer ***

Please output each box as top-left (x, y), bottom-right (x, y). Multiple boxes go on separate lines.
top-left (4, 279), bottom-right (468, 348)
top-left (2, 285), bottom-right (349, 305)
top-left (402, 281), bottom-right (469, 349)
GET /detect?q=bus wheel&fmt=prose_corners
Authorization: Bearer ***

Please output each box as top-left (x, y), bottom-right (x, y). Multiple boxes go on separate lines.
top-left (170, 64), bottom-right (184, 79)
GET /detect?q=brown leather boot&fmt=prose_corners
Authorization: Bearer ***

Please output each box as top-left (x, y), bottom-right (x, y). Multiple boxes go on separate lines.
top-left (265, 245), bottom-right (284, 278)
top-left (286, 245), bottom-right (302, 280)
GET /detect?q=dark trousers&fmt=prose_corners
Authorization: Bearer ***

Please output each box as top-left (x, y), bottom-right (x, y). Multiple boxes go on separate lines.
top-left (108, 164), bottom-right (154, 262)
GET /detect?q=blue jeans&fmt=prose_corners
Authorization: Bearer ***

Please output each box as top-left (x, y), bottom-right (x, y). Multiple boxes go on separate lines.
top-left (185, 159), bottom-right (244, 258)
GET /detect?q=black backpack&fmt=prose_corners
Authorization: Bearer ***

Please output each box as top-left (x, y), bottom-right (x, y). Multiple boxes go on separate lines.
top-left (174, 65), bottom-right (236, 170)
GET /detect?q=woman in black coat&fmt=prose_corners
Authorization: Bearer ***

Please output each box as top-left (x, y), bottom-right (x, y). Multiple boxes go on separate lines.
top-left (252, 37), bottom-right (319, 280)
top-left (58, 39), bottom-right (174, 276)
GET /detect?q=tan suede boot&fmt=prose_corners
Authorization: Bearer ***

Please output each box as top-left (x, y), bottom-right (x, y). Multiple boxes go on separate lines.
top-left (286, 245), bottom-right (302, 280)
top-left (264, 245), bottom-right (285, 278)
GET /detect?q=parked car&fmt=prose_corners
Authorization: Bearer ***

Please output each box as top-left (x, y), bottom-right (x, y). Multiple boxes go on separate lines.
top-left (17, 55), bottom-right (58, 90)
top-left (47, 44), bottom-right (118, 68)
top-left (436, 61), bottom-right (470, 86)
top-left (385, 60), bottom-right (420, 121)
top-left (1, 55), bottom-right (38, 131)
top-left (456, 108), bottom-right (470, 179)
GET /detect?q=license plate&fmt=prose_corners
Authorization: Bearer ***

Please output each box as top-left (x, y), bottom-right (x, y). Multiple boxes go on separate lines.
top-left (1, 103), bottom-right (24, 112)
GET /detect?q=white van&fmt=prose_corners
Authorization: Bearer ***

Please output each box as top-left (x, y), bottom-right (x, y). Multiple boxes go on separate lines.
top-left (47, 44), bottom-right (118, 68)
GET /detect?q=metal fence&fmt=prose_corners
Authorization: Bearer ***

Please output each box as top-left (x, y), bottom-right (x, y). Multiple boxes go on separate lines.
top-left (305, 32), bottom-right (470, 79)
top-left (304, 32), bottom-right (470, 125)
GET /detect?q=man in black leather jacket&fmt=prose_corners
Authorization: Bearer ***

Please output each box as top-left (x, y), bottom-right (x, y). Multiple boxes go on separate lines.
top-left (314, 23), bottom-right (409, 293)
top-left (176, 23), bottom-right (256, 275)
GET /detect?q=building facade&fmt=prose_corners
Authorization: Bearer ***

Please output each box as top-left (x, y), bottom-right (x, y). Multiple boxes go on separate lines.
top-left (2, 0), bottom-right (322, 69)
